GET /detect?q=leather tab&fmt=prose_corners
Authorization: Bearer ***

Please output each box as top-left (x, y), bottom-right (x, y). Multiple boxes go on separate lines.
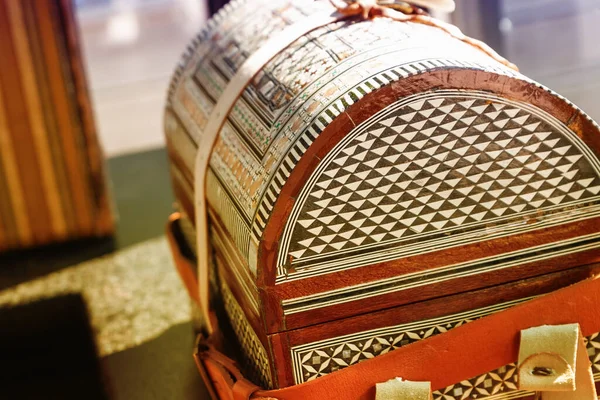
top-left (518, 324), bottom-right (578, 391)
top-left (375, 378), bottom-right (432, 400)
top-left (518, 324), bottom-right (597, 399)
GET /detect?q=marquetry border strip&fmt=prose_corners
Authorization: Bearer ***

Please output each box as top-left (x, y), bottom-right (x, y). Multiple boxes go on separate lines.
top-left (166, 0), bottom-right (247, 108)
top-left (220, 279), bottom-right (273, 389)
top-left (281, 231), bottom-right (600, 315)
top-left (290, 297), bottom-right (531, 384)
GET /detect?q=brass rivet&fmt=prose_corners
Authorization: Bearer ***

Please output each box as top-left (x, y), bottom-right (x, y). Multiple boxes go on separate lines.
top-left (532, 366), bottom-right (554, 376)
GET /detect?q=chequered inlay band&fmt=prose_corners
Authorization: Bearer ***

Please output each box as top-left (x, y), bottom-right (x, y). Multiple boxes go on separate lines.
top-left (221, 281), bottom-right (273, 389)
top-left (291, 298), bottom-right (529, 384)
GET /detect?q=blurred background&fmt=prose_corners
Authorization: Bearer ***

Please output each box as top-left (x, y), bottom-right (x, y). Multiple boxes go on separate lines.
top-left (0, 0), bottom-right (598, 398)
top-left (76, 0), bottom-right (207, 156)
top-left (455, 0), bottom-right (600, 122)
top-left (78, 0), bottom-right (600, 159)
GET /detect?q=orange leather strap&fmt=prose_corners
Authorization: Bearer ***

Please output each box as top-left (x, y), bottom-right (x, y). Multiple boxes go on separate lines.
top-left (195, 274), bottom-right (600, 400)
top-left (166, 213), bottom-right (200, 304)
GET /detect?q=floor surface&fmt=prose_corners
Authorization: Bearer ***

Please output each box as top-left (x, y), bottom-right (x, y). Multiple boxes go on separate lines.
top-left (77, 0), bottom-right (207, 157)
top-left (0, 148), bottom-right (209, 399)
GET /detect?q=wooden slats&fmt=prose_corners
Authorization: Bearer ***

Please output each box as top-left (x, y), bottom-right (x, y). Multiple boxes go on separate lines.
top-left (0, 0), bottom-right (113, 252)
top-left (5, 0), bottom-right (67, 239)
top-left (0, 78), bottom-right (32, 248)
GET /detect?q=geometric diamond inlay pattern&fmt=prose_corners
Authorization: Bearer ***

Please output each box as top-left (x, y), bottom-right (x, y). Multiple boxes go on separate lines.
top-left (288, 96), bottom-right (600, 261)
top-left (299, 318), bottom-right (472, 383)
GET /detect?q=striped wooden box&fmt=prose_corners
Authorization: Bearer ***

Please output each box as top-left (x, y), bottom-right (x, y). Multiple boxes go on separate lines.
top-left (0, 0), bottom-right (114, 252)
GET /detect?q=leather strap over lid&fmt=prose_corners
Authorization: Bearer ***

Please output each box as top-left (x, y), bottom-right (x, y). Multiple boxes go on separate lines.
top-left (370, 323), bottom-right (598, 400)
top-left (194, 7), bottom-right (343, 335)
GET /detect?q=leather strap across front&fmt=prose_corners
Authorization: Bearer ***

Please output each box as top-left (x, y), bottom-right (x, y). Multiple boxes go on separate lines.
top-left (371, 324), bottom-right (598, 400)
top-left (193, 275), bottom-right (600, 399)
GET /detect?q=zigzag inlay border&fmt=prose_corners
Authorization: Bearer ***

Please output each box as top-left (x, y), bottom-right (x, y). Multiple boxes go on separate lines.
top-left (291, 297), bottom-right (531, 384)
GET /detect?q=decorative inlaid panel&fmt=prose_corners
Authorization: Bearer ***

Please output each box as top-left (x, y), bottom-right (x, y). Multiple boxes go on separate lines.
top-left (279, 92), bottom-right (600, 280)
top-left (291, 298), bottom-right (528, 384)
top-left (291, 298), bottom-right (600, 400)
top-left (433, 364), bottom-right (519, 400)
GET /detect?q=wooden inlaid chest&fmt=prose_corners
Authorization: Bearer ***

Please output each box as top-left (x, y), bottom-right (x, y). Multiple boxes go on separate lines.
top-left (164, 0), bottom-right (600, 396)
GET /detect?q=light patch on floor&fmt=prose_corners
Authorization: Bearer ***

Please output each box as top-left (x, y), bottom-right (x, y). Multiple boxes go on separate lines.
top-left (0, 236), bottom-right (191, 356)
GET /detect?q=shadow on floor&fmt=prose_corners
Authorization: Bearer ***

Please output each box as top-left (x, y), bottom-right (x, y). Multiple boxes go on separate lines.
top-left (0, 294), bottom-right (111, 399)
top-left (0, 237), bottom-right (115, 291)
